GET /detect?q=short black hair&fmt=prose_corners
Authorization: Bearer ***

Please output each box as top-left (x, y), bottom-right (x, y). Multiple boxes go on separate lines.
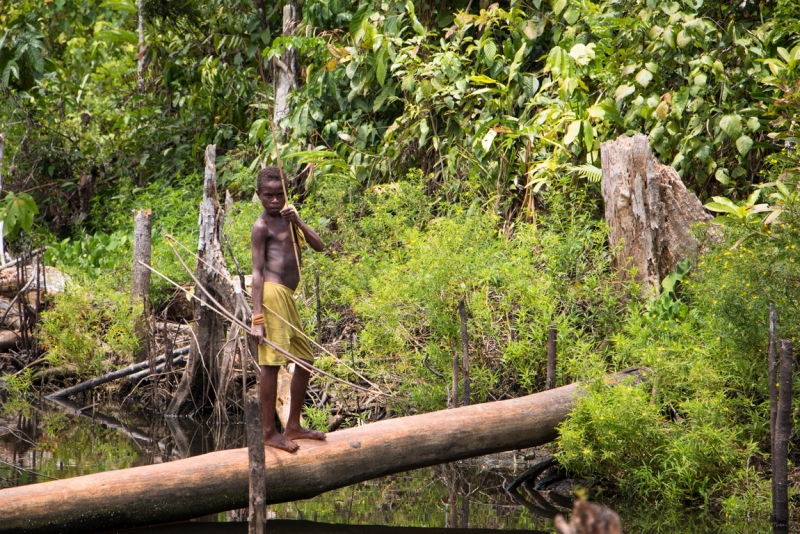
top-left (256, 166), bottom-right (283, 192)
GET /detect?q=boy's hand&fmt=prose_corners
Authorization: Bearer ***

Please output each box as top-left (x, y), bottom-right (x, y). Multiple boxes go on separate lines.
top-left (251, 323), bottom-right (266, 344)
top-left (280, 205), bottom-right (300, 224)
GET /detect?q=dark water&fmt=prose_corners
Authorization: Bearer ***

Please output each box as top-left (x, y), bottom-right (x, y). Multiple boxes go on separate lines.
top-left (0, 399), bottom-right (773, 533)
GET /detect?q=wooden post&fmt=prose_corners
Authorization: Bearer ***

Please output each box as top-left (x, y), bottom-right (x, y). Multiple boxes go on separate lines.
top-left (132, 209), bottom-right (152, 363)
top-left (315, 270), bottom-right (321, 345)
top-left (451, 352), bottom-right (459, 408)
top-left (0, 133), bottom-right (5, 263)
top-left (768, 304), bottom-right (778, 439)
top-left (458, 298), bottom-right (470, 406)
top-left (772, 340), bottom-right (793, 529)
top-left (546, 326), bottom-right (557, 390)
top-left (245, 390), bottom-right (266, 534)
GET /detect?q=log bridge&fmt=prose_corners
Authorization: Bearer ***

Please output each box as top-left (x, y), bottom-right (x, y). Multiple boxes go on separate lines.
top-left (0, 371), bottom-right (639, 534)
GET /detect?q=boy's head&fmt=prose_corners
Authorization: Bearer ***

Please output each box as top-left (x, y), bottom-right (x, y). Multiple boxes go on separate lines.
top-left (256, 166), bottom-right (284, 193)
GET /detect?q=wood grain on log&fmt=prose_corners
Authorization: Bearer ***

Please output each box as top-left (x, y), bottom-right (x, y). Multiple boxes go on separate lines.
top-left (601, 134), bottom-right (712, 295)
top-left (0, 371), bottom-right (640, 534)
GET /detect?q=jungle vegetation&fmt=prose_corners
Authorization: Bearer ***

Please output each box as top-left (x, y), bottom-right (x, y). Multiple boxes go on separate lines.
top-left (1, 0), bottom-right (799, 522)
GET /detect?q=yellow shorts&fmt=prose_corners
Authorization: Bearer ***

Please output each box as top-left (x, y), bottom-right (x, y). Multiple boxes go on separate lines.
top-left (258, 282), bottom-right (314, 366)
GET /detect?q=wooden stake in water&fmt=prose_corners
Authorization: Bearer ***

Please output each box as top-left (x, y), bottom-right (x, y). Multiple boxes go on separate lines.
top-left (546, 326), bottom-right (557, 390)
top-left (459, 298), bottom-right (470, 406)
top-left (768, 304), bottom-right (778, 439)
top-left (246, 390), bottom-right (267, 534)
top-left (772, 340), bottom-right (793, 530)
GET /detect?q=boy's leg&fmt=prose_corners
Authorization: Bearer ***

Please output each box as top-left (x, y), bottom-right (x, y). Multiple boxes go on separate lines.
top-left (283, 363), bottom-right (326, 441)
top-left (260, 365), bottom-right (299, 452)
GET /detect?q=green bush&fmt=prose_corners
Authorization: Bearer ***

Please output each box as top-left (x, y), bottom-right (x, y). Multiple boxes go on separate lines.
top-left (38, 283), bottom-right (140, 374)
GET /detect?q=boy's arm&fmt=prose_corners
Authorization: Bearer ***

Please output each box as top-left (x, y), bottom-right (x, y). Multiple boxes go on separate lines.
top-left (250, 219), bottom-right (268, 344)
top-left (280, 205), bottom-right (325, 252)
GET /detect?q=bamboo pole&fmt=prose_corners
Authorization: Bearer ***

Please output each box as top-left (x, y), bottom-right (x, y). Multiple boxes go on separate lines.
top-left (0, 370), bottom-right (642, 534)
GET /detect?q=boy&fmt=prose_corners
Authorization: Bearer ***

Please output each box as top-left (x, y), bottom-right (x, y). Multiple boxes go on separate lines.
top-left (250, 166), bottom-right (326, 452)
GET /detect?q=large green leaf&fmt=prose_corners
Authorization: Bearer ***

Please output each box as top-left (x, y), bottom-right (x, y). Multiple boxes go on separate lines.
top-left (735, 135), bottom-right (753, 156)
top-left (0, 192), bottom-right (38, 236)
top-left (719, 114), bottom-right (742, 140)
top-left (95, 29), bottom-right (138, 46)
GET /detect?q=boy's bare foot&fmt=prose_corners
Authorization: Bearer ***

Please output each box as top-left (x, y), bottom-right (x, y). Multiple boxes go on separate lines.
top-left (263, 431), bottom-right (299, 453)
top-left (284, 426), bottom-right (326, 441)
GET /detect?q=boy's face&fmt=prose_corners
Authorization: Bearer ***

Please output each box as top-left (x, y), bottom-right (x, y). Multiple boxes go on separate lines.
top-left (257, 181), bottom-right (285, 215)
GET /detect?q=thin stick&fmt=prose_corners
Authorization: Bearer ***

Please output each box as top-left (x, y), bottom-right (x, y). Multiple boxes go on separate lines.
top-left (139, 260), bottom-right (378, 396)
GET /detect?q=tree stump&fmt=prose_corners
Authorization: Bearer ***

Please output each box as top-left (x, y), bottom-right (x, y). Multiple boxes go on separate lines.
top-left (601, 134), bottom-right (713, 295)
top-left (166, 145), bottom-right (250, 418)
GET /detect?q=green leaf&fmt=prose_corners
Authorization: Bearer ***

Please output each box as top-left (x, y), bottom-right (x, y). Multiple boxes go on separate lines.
top-left (469, 74), bottom-right (500, 85)
top-left (95, 29), bottom-right (138, 45)
top-left (615, 84), bottom-right (635, 102)
top-left (481, 129), bottom-right (497, 152)
top-left (406, 0), bottom-right (425, 36)
top-left (735, 135), bottom-right (753, 156)
top-left (563, 7), bottom-right (579, 25)
top-left (552, 0), bottom-right (567, 16)
top-left (563, 120), bottom-right (581, 146)
top-left (375, 45), bottom-right (388, 86)
top-left (373, 83), bottom-right (393, 112)
top-left (248, 119), bottom-right (267, 143)
top-left (100, 0), bottom-right (137, 13)
top-left (705, 197), bottom-right (739, 214)
top-left (483, 41), bottom-right (496, 67)
top-left (676, 30), bottom-right (692, 48)
top-left (507, 43), bottom-right (526, 85)
top-left (714, 168), bottom-right (730, 185)
top-left (1, 192), bottom-right (38, 236)
top-left (635, 69), bottom-right (653, 87)
top-left (746, 116), bottom-right (760, 132)
top-left (719, 114), bottom-right (742, 140)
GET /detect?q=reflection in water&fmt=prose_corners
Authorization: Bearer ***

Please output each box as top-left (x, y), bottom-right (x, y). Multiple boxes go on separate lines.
top-left (117, 519), bottom-right (548, 534)
top-left (0, 399), bottom-right (246, 489)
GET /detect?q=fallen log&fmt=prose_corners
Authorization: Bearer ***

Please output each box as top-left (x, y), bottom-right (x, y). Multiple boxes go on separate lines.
top-left (46, 346), bottom-right (190, 399)
top-left (0, 370), bottom-right (641, 534)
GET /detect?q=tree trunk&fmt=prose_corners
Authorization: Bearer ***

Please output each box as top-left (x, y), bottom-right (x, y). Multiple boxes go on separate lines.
top-left (0, 133), bottom-right (5, 262)
top-left (273, 3), bottom-right (297, 133)
top-left (0, 369), bottom-right (641, 534)
top-left (137, 0), bottom-right (144, 87)
top-left (601, 134), bottom-right (713, 295)
top-left (132, 209), bottom-right (152, 361)
top-left (166, 145), bottom-right (249, 418)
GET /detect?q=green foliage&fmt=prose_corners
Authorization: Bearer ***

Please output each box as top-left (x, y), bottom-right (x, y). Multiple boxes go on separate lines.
top-left (1, 368), bottom-right (34, 400)
top-left (46, 231), bottom-right (130, 280)
top-left (0, 192), bottom-right (39, 238)
top-left (302, 406), bottom-right (330, 432)
top-left (646, 259), bottom-right (690, 321)
top-left (38, 284), bottom-right (139, 374)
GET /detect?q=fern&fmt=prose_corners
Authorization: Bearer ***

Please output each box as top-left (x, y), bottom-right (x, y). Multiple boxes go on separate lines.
top-left (567, 164), bottom-right (603, 182)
